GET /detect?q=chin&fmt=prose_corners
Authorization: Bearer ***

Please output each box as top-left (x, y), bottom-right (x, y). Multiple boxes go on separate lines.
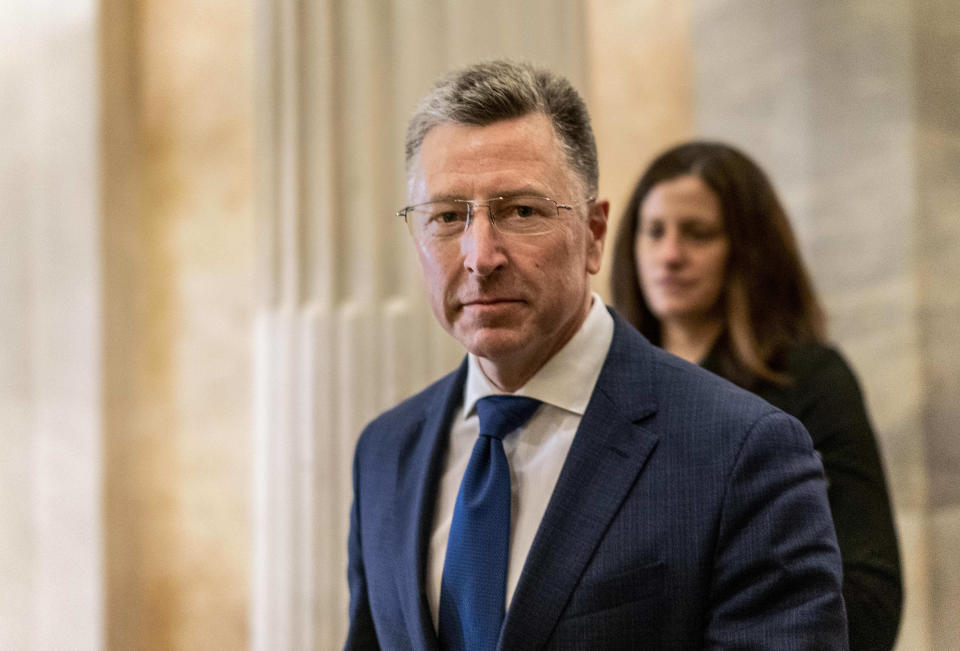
top-left (653, 304), bottom-right (695, 322)
top-left (459, 328), bottom-right (528, 360)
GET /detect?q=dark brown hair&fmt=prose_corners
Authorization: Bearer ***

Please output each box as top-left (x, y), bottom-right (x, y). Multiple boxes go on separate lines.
top-left (610, 140), bottom-right (826, 388)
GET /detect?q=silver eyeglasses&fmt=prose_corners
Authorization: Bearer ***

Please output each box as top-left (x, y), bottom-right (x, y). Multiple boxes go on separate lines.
top-left (396, 195), bottom-right (594, 243)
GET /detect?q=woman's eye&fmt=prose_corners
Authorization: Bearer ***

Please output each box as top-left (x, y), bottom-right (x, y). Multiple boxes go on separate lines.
top-left (688, 227), bottom-right (721, 241)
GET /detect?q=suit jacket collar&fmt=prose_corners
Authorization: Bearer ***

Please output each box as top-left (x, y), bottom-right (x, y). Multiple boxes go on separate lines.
top-left (462, 293), bottom-right (615, 417)
top-left (499, 310), bottom-right (660, 649)
top-left (391, 358), bottom-right (468, 650)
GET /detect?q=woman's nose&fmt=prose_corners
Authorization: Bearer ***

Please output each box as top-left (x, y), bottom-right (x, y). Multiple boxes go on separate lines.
top-left (659, 230), bottom-right (686, 264)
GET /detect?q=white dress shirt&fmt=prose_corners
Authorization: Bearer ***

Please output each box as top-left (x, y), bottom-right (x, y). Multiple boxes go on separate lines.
top-left (426, 294), bottom-right (615, 628)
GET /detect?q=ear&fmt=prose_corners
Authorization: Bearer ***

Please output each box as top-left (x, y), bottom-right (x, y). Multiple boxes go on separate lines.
top-left (585, 199), bottom-right (609, 275)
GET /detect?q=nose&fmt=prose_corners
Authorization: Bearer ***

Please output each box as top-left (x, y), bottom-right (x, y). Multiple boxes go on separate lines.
top-left (659, 229), bottom-right (686, 267)
top-left (461, 208), bottom-right (507, 276)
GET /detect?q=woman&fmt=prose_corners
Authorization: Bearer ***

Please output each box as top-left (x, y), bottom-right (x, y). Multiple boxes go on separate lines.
top-left (610, 141), bottom-right (902, 650)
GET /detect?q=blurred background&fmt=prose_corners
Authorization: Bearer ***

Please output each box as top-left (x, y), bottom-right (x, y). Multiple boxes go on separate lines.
top-left (2, 0), bottom-right (958, 649)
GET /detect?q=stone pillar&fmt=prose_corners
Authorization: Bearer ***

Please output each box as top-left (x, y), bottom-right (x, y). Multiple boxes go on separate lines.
top-left (585, 0), bottom-right (698, 296)
top-left (913, 1), bottom-right (960, 648)
top-left (100, 0), bottom-right (255, 647)
top-left (251, 1), bottom-right (588, 648)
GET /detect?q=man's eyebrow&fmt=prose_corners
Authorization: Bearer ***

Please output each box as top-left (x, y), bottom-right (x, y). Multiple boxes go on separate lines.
top-left (425, 187), bottom-right (553, 202)
top-left (495, 187), bottom-right (553, 199)
top-left (423, 193), bottom-right (469, 203)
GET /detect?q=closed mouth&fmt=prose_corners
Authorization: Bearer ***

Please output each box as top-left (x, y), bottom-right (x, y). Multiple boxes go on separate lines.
top-left (461, 298), bottom-right (524, 308)
top-left (656, 277), bottom-right (692, 289)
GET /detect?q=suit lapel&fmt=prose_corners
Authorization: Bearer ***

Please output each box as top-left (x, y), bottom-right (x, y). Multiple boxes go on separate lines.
top-left (499, 315), bottom-right (660, 650)
top-left (390, 360), bottom-right (468, 650)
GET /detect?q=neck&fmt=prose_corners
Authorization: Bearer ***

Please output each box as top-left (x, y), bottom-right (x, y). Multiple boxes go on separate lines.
top-left (661, 317), bottom-right (723, 364)
top-left (477, 294), bottom-right (594, 393)
top-left (477, 358), bottom-right (538, 393)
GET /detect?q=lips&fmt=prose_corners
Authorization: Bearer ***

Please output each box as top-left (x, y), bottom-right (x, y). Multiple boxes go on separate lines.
top-left (459, 297), bottom-right (526, 314)
top-left (654, 276), bottom-right (693, 291)
top-left (463, 298), bottom-right (522, 306)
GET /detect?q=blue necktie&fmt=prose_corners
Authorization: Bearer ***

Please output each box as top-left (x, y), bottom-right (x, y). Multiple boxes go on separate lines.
top-left (438, 395), bottom-right (542, 651)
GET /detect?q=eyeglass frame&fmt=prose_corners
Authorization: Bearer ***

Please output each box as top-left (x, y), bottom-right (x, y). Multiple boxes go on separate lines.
top-left (395, 195), bottom-right (596, 241)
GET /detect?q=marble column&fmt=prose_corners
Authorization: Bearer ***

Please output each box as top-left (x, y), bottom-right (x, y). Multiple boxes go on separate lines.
top-left (914, 1), bottom-right (960, 648)
top-left (585, 0), bottom-right (698, 296)
top-left (101, 0), bottom-right (255, 647)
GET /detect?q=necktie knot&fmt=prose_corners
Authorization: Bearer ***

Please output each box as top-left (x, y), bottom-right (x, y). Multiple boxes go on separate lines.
top-left (476, 395), bottom-right (542, 441)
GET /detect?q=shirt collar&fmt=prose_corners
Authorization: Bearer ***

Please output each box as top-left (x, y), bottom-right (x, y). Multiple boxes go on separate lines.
top-left (462, 292), bottom-right (614, 417)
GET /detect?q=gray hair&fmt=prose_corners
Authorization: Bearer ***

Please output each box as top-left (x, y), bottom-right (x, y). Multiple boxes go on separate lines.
top-left (405, 60), bottom-right (598, 197)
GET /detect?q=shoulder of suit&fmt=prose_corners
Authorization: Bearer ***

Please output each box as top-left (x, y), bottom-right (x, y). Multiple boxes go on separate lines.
top-left (622, 337), bottom-right (778, 421)
top-left (358, 361), bottom-right (465, 440)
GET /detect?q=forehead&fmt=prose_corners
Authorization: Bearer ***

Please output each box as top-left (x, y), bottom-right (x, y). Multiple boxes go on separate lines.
top-left (640, 175), bottom-right (722, 222)
top-left (409, 113), bottom-right (577, 201)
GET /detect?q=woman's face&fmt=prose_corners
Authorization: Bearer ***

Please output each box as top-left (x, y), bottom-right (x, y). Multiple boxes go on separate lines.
top-left (636, 175), bottom-right (730, 327)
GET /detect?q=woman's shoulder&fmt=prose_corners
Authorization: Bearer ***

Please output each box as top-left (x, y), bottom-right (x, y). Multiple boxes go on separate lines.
top-left (750, 341), bottom-right (864, 423)
top-left (779, 341), bottom-right (874, 442)
top-left (784, 341), bottom-right (859, 390)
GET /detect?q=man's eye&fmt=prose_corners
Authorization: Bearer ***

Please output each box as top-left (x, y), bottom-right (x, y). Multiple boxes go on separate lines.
top-left (428, 208), bottom-right (465, 225)
top-left (502, 201), bottom-right (546, 219)
top-left (436, 211), bottom-right (461, 223)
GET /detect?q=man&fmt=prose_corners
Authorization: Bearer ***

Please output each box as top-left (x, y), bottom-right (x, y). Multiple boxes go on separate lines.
top-left (346, 60), bottom-right (847, 650)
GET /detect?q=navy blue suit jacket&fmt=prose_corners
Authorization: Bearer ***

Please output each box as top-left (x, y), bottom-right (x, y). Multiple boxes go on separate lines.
top-left (346, 310), bottom-right (847, 649)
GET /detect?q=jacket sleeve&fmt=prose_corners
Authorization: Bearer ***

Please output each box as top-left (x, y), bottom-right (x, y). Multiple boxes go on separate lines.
top-left (344, 443), bottom-right (380, 650)
top-left (705, 410), bottom-right (849, 650)
top-left (793, 347), bottom-right (903, 650)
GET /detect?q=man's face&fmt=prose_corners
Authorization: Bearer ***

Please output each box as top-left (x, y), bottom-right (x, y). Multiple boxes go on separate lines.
top-left (407, 113), bottom-right (607, 389)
